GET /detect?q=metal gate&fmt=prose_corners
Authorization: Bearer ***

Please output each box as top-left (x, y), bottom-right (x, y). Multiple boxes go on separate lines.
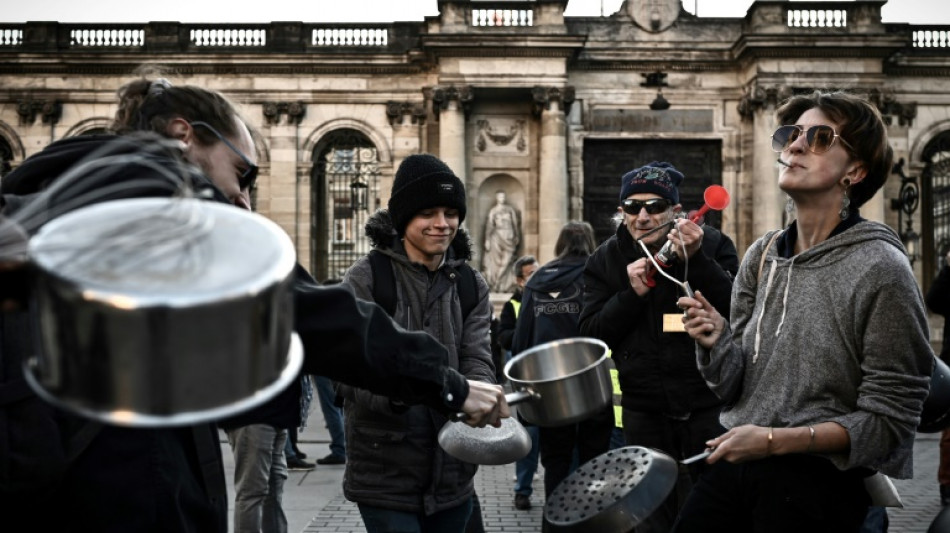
top-left (923, 131), bottom-right (950, 286)
top-left (311, 129), bottom-right (380, 282)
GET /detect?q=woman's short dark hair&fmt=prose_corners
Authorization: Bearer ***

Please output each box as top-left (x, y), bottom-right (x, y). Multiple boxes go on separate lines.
top-left (554, 221), bottom-right (597, 259)
top-left (112, 73), bottom-right (246, 148)
top-left (775, 91), bottom-right (893, 209)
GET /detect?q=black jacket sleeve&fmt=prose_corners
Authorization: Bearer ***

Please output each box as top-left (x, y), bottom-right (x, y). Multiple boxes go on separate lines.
top-left (292, 265), bottom-right (468, 414)
top-left (497, 297), bottom-right (518, 351)
top-left (927, 265), bottom-right (950, 317)
top-left (579, 244), bottom-right (650, 349)
top-left (927, 265), bottom-right (950, 362)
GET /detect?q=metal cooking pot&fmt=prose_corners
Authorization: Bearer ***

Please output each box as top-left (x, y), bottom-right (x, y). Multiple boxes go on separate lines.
top-left (503, 337), bottom-right (612, 427)
top-left (544, 446), bottom-right (679, 532)
top-left (437, 416), bottom-right (532, 465)
top-left (22, 197), bottom-right (301, 427)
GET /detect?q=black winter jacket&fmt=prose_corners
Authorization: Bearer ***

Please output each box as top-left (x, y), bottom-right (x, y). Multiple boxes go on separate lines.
top-left (927, 264), bottom-right (950, 363)
top-left (496, 289), bottom-right (522, 353)
top-left (511, 255), bottom-right (587, 355)
top-left (579, 223), bottom-right (738, 416)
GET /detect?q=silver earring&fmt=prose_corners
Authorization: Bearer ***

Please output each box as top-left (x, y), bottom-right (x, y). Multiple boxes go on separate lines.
top-left (840, 179), bottom-right (851, 220)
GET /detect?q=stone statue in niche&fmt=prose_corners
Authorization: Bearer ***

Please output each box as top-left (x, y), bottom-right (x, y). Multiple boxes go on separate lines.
top-left (482, 190), bottom-right (521, 293)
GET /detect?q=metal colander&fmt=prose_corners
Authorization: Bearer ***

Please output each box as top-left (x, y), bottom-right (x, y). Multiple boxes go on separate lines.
top-left (544, 446), bottom-right (678, 532)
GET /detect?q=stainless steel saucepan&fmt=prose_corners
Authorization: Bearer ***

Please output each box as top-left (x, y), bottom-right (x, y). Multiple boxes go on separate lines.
top-left (438, 337), bottom-right (612, 465)
top-left (21, 197), bottom-right (301, 427)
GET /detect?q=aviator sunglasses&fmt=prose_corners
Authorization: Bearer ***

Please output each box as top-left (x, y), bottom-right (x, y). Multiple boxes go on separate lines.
top-left (771, 124), bottom-right (854, 154)
top-left (621, 198), bottom-right (671, 215)
top-left (189, 121), bottom-right (259, 190)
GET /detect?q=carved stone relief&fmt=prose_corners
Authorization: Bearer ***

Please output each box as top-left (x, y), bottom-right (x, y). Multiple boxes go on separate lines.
top-left (475, 118), bottom-right (526, 153)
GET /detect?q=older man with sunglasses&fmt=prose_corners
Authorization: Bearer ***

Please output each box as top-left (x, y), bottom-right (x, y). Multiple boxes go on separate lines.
top-left (579, 161), bottom-right (739, 533)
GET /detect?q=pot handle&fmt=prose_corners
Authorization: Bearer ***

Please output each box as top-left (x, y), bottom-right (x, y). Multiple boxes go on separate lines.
top-left (449, 388), bottom-right (540, 422)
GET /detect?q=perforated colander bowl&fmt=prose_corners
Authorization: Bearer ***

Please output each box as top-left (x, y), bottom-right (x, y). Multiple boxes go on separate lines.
top-left (544, 446), bottom-right (679, 532)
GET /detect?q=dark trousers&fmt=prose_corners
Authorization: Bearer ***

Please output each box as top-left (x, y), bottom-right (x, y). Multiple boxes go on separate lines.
top-left (670, 454), bottom-right (871, 533)
top-left (621, 406), bottom-right (725, 533)
top-left (539, 405), bottom-right (614, 497)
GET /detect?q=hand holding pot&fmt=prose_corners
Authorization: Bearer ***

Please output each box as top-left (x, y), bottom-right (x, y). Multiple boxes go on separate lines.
top-left (460, 380), bottom-right (510, 428)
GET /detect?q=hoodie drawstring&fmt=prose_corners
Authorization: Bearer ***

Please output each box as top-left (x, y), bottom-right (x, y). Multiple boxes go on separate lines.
top-left (775, 259), bottom-right (795, 337)
top-left (752, 256), bottom-right (795, 364)
top-left (753, 258), bottom-right (777, 364)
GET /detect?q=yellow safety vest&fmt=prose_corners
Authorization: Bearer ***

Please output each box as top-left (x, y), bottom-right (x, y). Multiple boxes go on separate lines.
top-left (607, 349), bottom-right (622, 428)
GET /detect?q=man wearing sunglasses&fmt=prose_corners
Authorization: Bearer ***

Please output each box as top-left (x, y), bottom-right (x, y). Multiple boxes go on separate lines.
top-left (578, 161), bottom-right (738, 533)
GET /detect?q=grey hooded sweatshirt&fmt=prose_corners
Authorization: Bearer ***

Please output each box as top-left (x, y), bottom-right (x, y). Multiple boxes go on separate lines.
top-left (699, 220), bottom-right (933, 479)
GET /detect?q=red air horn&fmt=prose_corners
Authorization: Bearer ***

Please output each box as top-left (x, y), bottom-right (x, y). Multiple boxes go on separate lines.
top-left (686, 185), bottom-right (730, 226)
top-left (643, 185), bottom-right (730, 287)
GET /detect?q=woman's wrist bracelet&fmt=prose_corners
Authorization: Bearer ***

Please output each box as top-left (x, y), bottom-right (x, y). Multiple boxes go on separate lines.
top-left (766, 426), bottom-right (773, 456)
top-left (806, 426), bottom-right (816, 453)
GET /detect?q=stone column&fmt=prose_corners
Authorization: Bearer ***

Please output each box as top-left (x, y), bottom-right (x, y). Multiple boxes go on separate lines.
top-left (740, 84), bottom-right (787, 236)
top-left (261, 101), bottom-right (307, 247)
top-left (534, 86), bottom-right (573, 264)
top-left (752, 108), bottom-right (784, 236)
top-left (295, 164), bottom-right (313, 269)
top-left (431, 85), bottom-right (473, 191)
top-left (385, 100), bottom-right (426, 206)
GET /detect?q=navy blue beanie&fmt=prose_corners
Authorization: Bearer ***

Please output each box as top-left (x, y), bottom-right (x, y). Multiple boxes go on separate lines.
top-left (619, 161), bottom-right (684, 204)
top-left (388, 154), bottom-right (467, 235)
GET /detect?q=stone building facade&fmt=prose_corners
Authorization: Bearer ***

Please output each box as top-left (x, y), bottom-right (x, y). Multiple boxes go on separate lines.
top-left (0, 0), bottom-right (948, 295)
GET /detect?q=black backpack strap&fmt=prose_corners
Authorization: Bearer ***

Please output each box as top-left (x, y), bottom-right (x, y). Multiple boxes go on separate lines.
top-left (369, 250), bottom-right (397, 317)
top-left (456, 264), bottom-right (479, 322)
top-left (370, 249), bottom-right (478, 321)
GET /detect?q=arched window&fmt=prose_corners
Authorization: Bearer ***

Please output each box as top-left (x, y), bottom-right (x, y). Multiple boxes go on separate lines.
top-left (923, 130), bottom-right (950, 284)
top-left (311, 129), bottom-right (380, 282)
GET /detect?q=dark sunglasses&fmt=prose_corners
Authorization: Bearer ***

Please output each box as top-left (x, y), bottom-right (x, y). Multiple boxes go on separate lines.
top-left (189, 121), bottom-right (259, 190)
top-left (621, 198), bottom-right (671, 215)
top-left (771, 124), bottom-right (854, 154)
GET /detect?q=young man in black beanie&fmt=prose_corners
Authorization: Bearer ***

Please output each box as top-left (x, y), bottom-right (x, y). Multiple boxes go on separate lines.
top-left (339, 153), bottom-right (495, 533)
top-left (578, 161), bottom-right (739, 533)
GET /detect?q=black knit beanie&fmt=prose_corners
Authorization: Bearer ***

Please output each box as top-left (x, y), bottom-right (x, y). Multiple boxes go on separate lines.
top-left (619, 161), bottom-right (684, 204)
top-left (388, 154), bottom-right (467, 235)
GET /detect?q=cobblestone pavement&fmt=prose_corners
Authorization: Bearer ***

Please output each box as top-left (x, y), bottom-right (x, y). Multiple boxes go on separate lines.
top-left (297, 432), bottom-right (944, 533)
top-left (301, 461), bottom-right (545, 532)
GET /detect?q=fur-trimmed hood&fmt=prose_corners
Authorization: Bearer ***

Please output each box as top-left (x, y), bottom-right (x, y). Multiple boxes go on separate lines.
top-left (364, 208), bottom-right (474, 263)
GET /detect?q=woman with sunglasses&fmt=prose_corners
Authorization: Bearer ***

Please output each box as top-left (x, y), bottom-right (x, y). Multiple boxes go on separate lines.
top-left (673, 91), bottom-right (933, 532)
top-left (579, 161), bottom-right (738, 532)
